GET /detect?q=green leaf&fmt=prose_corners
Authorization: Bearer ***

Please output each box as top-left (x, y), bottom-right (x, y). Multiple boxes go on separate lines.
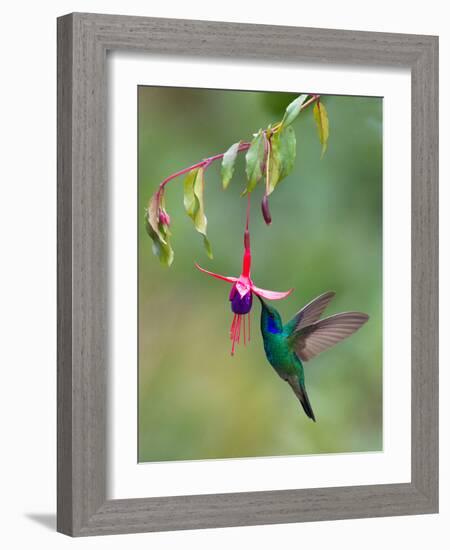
top-left (313, 100), bottom-right (329, 158)
top-left (278, 125), bottom-right (297, 180)
top-left (183, 168), bottom-right (198, 218)
top-left (244, 130), bottom-right (265, 193)
top-left (145, 216), bottom-right (174, 266)
top-left (146, 192), bottom-right (174, 266)
top-left (192, 168), bottom-right (207, 234)
top-left (267, 141), bottom-right (281, 194)
top-left (280, 94), bottom-right (308, 127)
top-left (183, 167), bottom-right (213, 259)
top-left (221, 141), bottom-right (240, 189)
top-left (267, 126), bottom-right (296, 194)
top-left (203, 235), bottom-right (213, 259)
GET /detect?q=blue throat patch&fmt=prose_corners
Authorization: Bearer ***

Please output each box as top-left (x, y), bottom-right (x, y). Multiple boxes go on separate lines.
top-left (267, 316), bottom-right (281, 334)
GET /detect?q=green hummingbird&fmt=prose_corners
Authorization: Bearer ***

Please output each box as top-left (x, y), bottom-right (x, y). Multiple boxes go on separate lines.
top-left (258, 291), bottom-right (369, 421)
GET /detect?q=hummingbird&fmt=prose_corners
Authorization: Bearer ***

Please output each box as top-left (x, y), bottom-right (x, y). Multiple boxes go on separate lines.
top-left (258, 291), bottom-right (369, 421)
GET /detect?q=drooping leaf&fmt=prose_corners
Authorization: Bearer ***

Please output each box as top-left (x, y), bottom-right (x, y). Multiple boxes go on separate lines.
top-left (183, 168), bottom-right (198, 218)
top-left (244, 130), bottom-right (265, 194)
top-left (146, 191), bottom-right (174, 266)
top-left (145, 215), bottom-right (174, 266)
top-left (267, 126), bottom-right (296, 194)
top-left (313, 100), bottom-right (329, 158)
top-left (203, 235), bottom-right (213, 259)
top-left (266, 140), bottom-right (280, 194)
top-left (192, 168), bottom-right (207, 234)
top-left (183, 167), bottom-right (213, 258)
top-left (148, 191), bottom-right (167, 243)
top-left (281, 94), bottom-right (308, 127)
top-left (221, 141), bottom-right (240, 189)
top-left (277, 125), bottom-right (297, 180)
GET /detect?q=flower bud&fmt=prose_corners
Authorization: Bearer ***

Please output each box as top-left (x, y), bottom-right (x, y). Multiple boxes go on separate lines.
top-left (158, 208), bottom-right (171, 226)
top-left (261, 195), bottom-right (272, 225)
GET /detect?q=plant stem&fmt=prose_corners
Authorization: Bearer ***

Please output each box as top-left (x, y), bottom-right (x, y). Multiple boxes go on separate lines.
top-left (158, 142), bottom-right (251, 193)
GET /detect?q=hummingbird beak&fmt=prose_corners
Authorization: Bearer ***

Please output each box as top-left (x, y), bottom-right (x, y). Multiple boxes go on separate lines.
top-left (256, 294), bottom-right (267, 309)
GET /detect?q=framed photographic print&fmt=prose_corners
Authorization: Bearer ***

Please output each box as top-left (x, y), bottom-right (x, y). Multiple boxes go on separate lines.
top-left (57, 13), bottom-right (438, 536)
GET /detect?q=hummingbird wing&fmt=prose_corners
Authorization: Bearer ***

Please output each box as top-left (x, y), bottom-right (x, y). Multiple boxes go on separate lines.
top-left (290, 312), bottom-right (369, 362)
top-left (284, 291), bottom-right (336, 334)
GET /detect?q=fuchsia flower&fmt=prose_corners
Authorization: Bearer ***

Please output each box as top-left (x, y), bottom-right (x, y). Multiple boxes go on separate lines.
top-left (196, 229), bottom-right (293, 355)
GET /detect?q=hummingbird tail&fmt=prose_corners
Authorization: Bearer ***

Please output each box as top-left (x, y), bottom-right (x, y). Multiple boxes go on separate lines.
top-left (287, 376), bottom-right (316, 422)
top-left (298, 384), bottom-right (316, 422)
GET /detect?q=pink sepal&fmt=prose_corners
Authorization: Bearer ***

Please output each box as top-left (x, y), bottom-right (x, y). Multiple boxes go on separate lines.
top-left (195, 263), bottom-right (237, 284)
top-left (252, 286), bottom-right (294, 300)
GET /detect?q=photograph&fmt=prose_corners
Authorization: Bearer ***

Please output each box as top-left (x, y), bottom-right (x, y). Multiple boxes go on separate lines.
top-left (0, 1), bottom-right (441, 544)
top-left (138, 87), bottom-right (383, 462)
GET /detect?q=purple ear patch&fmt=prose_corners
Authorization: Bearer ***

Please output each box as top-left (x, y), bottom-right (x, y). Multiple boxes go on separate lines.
top-left (267, 315), bottom-right (281, 334)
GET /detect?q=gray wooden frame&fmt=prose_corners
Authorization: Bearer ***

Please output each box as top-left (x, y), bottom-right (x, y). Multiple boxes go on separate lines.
top-left (57, 12), bottom-right (438, 537)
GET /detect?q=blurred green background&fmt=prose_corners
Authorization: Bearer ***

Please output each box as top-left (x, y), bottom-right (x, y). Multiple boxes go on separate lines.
top-left (138, 87), bottom-right (382, 462)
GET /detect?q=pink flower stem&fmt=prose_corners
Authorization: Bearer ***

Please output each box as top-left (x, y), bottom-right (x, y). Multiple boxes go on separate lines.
top-left (245, 192), bottom-right (251, 232)
top-left (157, 142), bottom-right (251, 194)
